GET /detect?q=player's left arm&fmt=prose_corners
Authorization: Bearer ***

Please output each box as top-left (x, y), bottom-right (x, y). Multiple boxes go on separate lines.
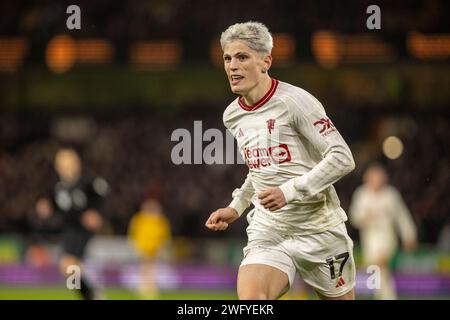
top-left (348, 188), bottom-right (371, 229)
top-left (392, 189), bottom-right (417, 251)
top-left (278, 93), bottom-right (355, 205)
top-left (82, 177), bottom-right (110, 230)
top-left (89, 177), bottom-right (110, 210)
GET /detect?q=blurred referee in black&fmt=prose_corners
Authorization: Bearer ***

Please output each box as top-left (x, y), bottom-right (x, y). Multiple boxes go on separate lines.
top-left (35, 147), bottom-right (109, 300)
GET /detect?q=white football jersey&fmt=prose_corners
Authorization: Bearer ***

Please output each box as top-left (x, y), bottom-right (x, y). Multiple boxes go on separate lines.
top-left (349, 185), bottom-right (417, 261)
top-left (224, 79), bottom-right (355, 235)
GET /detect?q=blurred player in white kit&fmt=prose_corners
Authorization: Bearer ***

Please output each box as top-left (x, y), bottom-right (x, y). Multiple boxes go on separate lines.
top-left (205, 21), bottom-right (356, 300)
top-left (349, 163), bottom-right (417, 300)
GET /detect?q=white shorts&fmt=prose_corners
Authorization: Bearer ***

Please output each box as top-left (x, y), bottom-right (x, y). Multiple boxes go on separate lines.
top-left (240, 222), bottom-right (356, 297)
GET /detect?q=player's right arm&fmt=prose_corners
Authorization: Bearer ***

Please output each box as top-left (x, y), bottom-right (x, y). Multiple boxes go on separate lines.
top-left (81, 209), bottom-right (103, 231)
top-left (205, 172), bottom-right (254, 231)
top-left (228, 172), bottom-right (255, 216)
top-left (205, 207), bottom-right (239, 231)
top-left (348, 188), bottom-right (370, 229)
top-left (35, 198), bottom-right (54, 220)
top-left (391, 188), bottom-right (417, 251)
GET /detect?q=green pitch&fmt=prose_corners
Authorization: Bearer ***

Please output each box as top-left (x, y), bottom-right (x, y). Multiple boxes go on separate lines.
top-left (0, 286), bottom-right (237, 300)
top-left (0, 286), bottom-right (309, 300)
top-left (0, 286), bottom-right (448, 300)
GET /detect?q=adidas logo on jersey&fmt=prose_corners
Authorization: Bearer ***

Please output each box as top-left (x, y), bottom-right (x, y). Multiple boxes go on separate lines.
top-left (335, 277), bottom-right (346, 288)
top-left (237, 128), bottom-right (245, 138)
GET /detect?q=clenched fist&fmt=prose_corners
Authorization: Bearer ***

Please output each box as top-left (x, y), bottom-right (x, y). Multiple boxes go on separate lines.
top-left (205, 207), bottom-right (239, 231)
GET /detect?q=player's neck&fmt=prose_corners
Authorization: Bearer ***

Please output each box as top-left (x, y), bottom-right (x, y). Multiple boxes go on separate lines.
top-left (241, 76), bottom-right (272, 106)
top-left (61, 176), bottom-right (80, 186)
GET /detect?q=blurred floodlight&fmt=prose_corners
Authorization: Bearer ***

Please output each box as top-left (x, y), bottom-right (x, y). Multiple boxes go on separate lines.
top-left (130, 40), bottom-right (182, 69)
top-left (0, 38), bottom-right (29, 73)
top-left (271, 33), bottom-right (296, 65)
top-left (313, 31), bottom-right (395, 68)
top-left (343, 35), bottom-right (395, 63)
top-left (46, 36), bottom-right (114, 73)
top-left (407, 32), bottom-right (450, 60)
top-left (312, 31), bottom-right (341, 68)
top-left (77, 39), bottom-right (114, 64)
top-left (209, 38), bottom-right (223, 67)
top-left (46, 35), bottom-right (76, 73)
top-left (383, 136), bottom-right (404, 160)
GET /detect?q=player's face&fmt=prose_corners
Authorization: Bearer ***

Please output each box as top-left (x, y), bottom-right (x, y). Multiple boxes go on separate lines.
top-left (365, 167), bottom-right (387, 191)
top-left (54, 149), bottom-right (81, 183)
top-left (223, 41), bottom-right (271, 96)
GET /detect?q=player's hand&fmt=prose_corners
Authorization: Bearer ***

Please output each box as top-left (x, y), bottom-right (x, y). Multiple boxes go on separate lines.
top-left (403, 239), bottom-right (417, 252)
top-left (258, 187), bottom-right (287, 211)
top-left (35, 198), bottom-right (54, 219)
top-left (205, 207), bottom-right (239, 231)
top-left (81, 209), bottom-right (103, 231)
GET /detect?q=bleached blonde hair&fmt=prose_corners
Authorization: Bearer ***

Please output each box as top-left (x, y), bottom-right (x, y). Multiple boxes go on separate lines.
top-left (220, 21), bottom-right (273, 55)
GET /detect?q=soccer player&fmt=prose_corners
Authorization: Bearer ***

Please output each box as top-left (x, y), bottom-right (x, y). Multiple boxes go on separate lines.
top-left (128, 197), bottom-right (171, 299)
top-left (205, 21), bottom-right (356, 300)
top-left (35, 148), bottom-right (109, 299)
top-left (349, 163), bottom-right (417, 300)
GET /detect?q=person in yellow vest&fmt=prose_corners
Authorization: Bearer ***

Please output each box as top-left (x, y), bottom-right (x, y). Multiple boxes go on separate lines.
top-left (128, 197), bottom-right (171, 299)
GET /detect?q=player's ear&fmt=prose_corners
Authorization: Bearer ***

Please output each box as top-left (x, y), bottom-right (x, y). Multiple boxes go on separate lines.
top-left (262, 54), bottom-right (272, 73)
